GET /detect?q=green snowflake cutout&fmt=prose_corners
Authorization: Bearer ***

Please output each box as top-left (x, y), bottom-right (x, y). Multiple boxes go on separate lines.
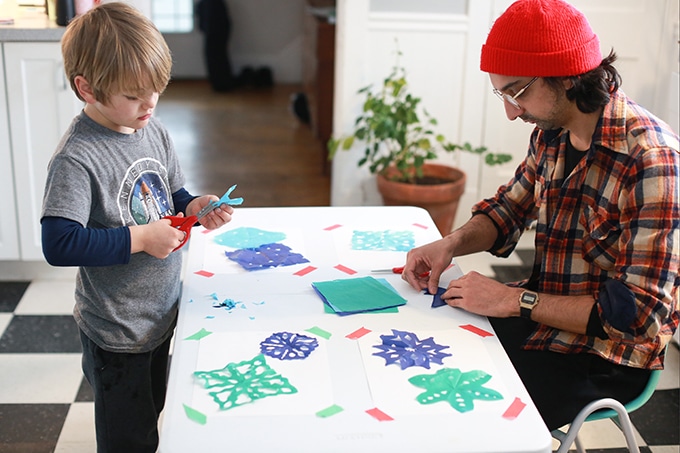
top-left (193, 354), bottom-right (298, 411)
top-left (408, 367), bottom-right (503, 413)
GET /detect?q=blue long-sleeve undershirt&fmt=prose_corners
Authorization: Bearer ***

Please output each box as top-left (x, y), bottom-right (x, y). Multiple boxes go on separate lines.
top-left (41, 188), bottom-right (197, 267)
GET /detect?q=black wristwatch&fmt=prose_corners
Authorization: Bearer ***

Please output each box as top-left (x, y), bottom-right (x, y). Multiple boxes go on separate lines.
top-left (519, 290), bottom-right (539, 320)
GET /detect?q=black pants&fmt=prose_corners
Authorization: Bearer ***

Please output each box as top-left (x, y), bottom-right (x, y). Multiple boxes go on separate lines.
top-left (489, 317), bottom-right (651, 430)
top-left (80, 330), bottom-right (173, 453)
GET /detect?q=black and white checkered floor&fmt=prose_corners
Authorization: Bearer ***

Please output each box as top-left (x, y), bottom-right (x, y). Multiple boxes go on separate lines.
top-left (0, 249), bottom-right (678, 452)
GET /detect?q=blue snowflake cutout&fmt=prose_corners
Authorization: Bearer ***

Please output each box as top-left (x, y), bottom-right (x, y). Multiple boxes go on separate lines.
top-left (260, 331), bottom-right (319, 360)
top-left (373, 329), bottom-right (452, 370)
top-left (225, 243), bottom-right (309, 271)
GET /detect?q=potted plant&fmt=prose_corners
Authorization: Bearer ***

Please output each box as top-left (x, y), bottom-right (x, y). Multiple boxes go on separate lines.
top-left (328, 62), bottom-right (511, 235)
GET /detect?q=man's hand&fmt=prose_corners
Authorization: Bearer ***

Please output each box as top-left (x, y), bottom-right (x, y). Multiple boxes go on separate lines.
top-left (443, 271), bottom-right (521, 318)
top-left (402, 214), bottom-right (498, 295)
top-left (402, 238), bottom-right (455, 295)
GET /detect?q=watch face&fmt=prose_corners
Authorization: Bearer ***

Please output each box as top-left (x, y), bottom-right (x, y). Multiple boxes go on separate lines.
top-left (519, 291), bottom-right (538, 319)
top-left (522, 292), bottom-right (537, 304)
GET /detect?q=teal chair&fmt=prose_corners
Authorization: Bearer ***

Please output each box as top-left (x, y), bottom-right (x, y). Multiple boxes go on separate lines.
top-left (551, 366), bottom-right (663, 453)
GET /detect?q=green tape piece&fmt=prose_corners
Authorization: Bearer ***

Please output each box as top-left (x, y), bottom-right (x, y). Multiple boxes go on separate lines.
top-left (316, 404), bottom-right (344, 418)
top-left (305, 326), bottom-right (332, 340)
top-left (183, 404), bottom-right (207, 425)
top-left (184, 327), bottom-right (212, 341)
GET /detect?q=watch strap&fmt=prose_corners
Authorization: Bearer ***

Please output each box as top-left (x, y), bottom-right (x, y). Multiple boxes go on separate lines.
top-left (520, 304), bottom-right (532, 319)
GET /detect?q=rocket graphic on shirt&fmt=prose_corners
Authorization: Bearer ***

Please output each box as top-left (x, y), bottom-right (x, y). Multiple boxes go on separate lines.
top-left (119, 158), bottom-right (174, 225)
top-left (139, 181), bottom-right (163, 223)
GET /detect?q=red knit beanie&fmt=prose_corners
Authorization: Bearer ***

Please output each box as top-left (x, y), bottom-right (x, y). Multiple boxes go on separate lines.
top-left (480, 0), bottom-right (601, 77)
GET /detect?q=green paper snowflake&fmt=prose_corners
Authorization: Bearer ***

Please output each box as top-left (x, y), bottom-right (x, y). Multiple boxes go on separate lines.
top-left (194, 354), bottom-right (298, 410)
top-left (408, 367), bottom-right (503, 413)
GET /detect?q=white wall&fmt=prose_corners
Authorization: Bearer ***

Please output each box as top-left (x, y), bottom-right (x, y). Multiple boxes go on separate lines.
top-left (164, 0), bottom-right (306, 83)
top-left (330, 0), bottom-right (499, 220)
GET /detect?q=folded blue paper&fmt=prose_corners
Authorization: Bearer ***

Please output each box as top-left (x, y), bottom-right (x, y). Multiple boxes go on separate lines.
top-left (427, 287), bottom-right (448, 308)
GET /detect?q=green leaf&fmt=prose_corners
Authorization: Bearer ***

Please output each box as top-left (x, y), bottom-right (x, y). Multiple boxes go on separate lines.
top-left (485, 153), bottom-right (513, 166)
top-left (417, 138), bottom-right (431, 149)
top-left (327, 137), bottom-right (339, 158)
top-left (334, 55), bottom-right (514, 172)
top-left (341, 136), bottom-right (355, 150)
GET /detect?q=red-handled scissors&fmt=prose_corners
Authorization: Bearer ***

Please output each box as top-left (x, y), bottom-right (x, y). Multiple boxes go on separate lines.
top-left (163, 184), bottom-right (244, 252)
top-left (371, 266), bottom-right (408, 274)
top-left (164, 215), bottom-right (198, 252)
top-left (371, 266), bottom-right (430, 278)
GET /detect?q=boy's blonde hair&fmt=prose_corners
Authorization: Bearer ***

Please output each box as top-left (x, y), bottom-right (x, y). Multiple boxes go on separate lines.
top-left (62, 2), bottom-right (172, 104)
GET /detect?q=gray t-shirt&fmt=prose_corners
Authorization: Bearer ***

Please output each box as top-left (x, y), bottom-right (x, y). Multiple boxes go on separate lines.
top-left (42, 112), bottom-right (185, 353)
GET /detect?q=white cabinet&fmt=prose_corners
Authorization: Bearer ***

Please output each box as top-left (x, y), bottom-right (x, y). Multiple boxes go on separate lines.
top-left (1, 42), bottom-right (82, 260)
top-left (0, 46), bottom-right (20, 259)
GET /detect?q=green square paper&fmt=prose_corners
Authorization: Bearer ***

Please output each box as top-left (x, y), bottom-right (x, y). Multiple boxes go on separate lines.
top-left (313, 276), bottom-right (406, 314)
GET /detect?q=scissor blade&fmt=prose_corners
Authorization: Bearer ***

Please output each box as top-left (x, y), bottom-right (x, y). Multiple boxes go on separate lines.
top-left (196, 203), bottom-right (217, 220)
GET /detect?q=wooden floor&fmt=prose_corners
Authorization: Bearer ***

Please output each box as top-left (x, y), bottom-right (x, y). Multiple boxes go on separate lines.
top-left (155, 80), bottom-right (331, 207)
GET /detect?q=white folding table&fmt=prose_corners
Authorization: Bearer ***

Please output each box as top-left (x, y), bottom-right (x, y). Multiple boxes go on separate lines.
top-left (159, 206), bottom-right (552, 452)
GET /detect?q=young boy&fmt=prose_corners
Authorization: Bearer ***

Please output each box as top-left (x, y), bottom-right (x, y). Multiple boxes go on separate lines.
top-left (40, 3), bottom-right (233, 451)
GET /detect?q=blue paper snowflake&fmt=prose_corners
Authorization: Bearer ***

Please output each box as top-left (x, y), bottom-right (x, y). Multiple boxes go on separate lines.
top-left (214, 227), bottom-right (286, 249)
top-left (351, 230), bottom-right (415, 251)
top-left (225, 243), bottom-right (309, 270)
top-left (372, 329), bottom-right (452, 370)
top-left (260, 331), bottom-right (319, 360)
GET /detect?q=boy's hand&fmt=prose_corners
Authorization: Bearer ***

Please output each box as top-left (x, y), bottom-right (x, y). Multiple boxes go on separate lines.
top-left (188, 195), bottom-right (234, 230)
top-left (129, 217), bottom-right (188, 259)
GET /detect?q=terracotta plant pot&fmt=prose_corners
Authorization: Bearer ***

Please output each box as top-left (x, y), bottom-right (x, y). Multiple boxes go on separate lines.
top-left (376, 163), bottom-right (466, 236)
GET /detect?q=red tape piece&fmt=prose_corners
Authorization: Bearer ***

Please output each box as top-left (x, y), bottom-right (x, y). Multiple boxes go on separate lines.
top-left (502, 397), bottom-right (527, 420)
top-left (459, 324), bottom-right (494, 337)
top-left (366, 407), bottom-right (393, 421)
top-left (334, 264), bottom-right (357, 275)
top-left (194, 270), bottom-right (214, 278)
top-left (294, 266), bottom-right (317, 276)
top-left (324, 224), bottom-right (342, 231)
top-left (346, 327), bottom-right (372, 339)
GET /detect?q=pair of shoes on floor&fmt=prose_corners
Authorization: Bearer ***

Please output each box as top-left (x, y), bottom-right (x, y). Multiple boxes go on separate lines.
top-left (237, 66), bottom-right (274, 88)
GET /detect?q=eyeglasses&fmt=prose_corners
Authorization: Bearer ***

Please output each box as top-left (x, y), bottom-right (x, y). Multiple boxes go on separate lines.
top-left (492, 77), bottom-right (538, 110)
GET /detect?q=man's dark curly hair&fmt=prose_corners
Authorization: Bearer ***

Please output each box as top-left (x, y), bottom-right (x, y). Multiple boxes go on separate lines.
top-left (544, 50), bottom-right (622, 114)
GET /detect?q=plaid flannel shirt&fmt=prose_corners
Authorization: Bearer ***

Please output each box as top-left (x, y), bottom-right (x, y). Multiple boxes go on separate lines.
top-left (473, 90), bottom-right (679, 369)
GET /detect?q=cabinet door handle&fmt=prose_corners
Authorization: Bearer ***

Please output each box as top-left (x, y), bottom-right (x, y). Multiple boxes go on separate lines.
top-left (56, 61), bottom-right (67, 91)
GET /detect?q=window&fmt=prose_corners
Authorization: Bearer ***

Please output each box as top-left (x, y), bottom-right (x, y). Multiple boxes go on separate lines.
top-left (152, 0), bottom-right (194, 33)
